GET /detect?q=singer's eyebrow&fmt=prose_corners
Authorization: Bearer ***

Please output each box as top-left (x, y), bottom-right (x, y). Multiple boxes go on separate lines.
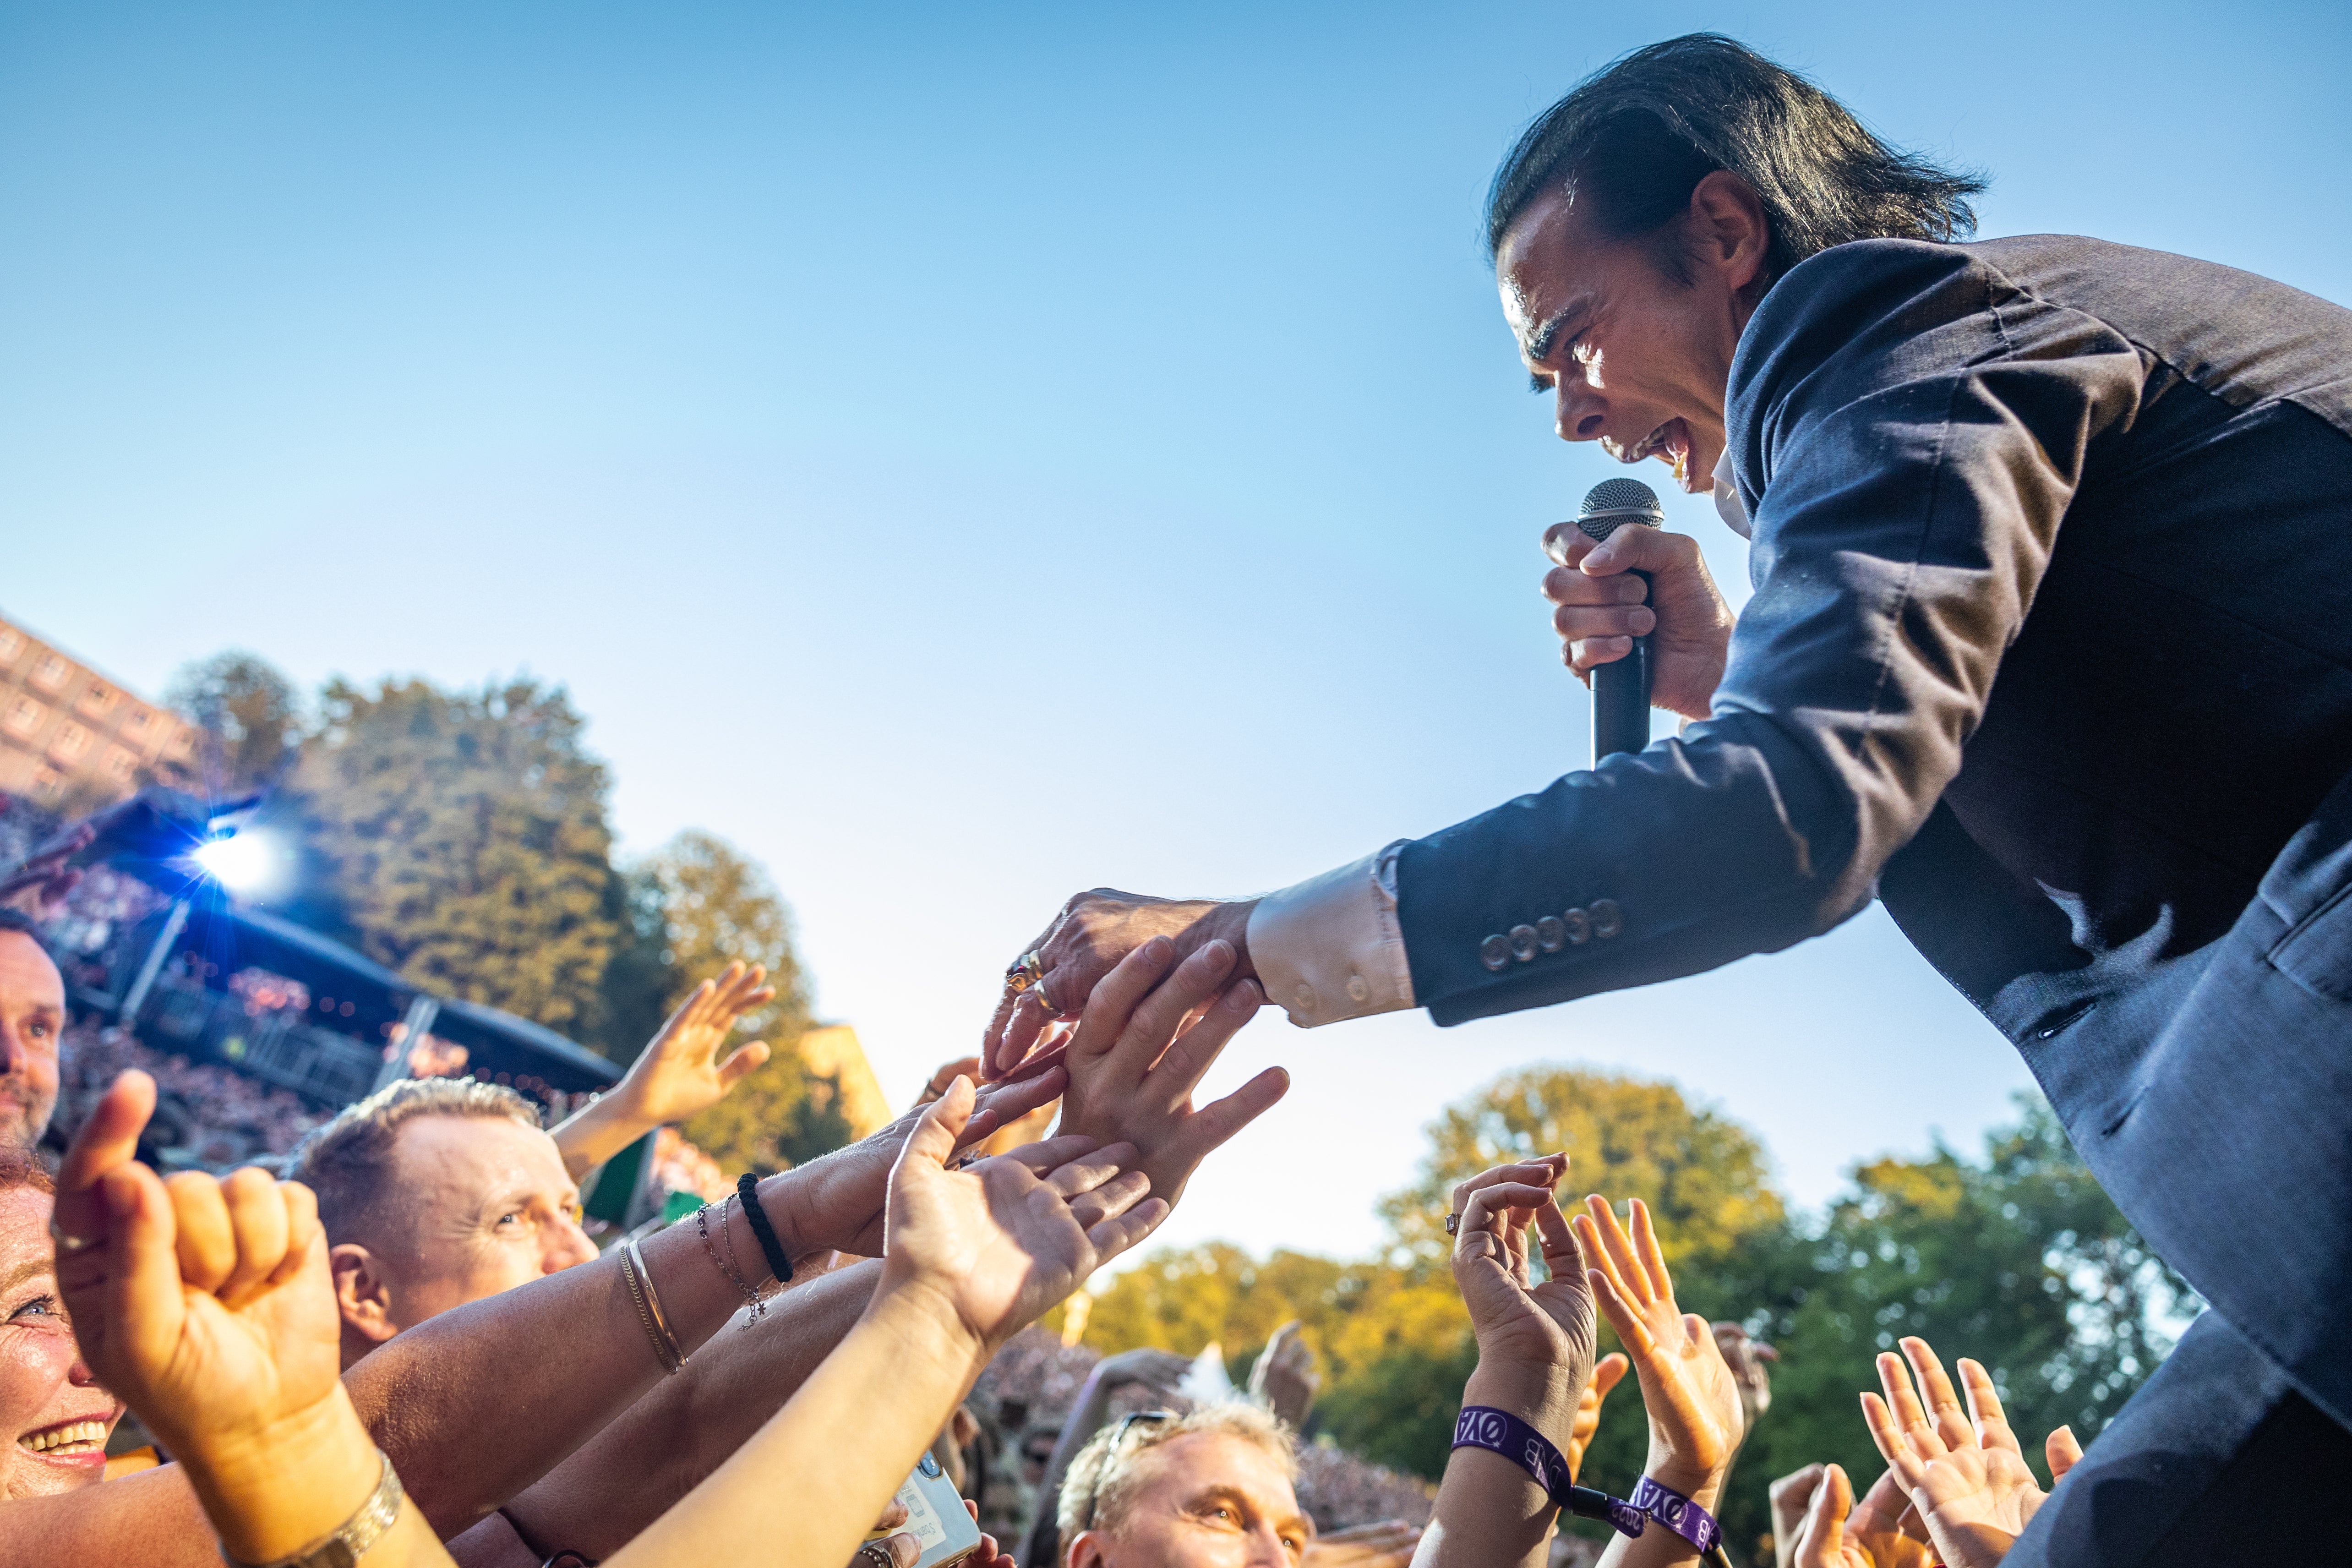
top-left (1521, 301), bottom-right (1588, 369)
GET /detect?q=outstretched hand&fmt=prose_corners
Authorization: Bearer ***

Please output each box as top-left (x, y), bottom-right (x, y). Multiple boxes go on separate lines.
top-left (1050, 936), bottom-right (1287, 1213)
top-left (983, 892), bottom-right (1256, 1080)
top-left (774, 1053), bottom-right (1072, 1259)
top-left (551, 962), bottom-right (780, 1177)
top-left (611, 962), bottom-right (777, 1126)
top-left (1572, 1196), bottom-right (1745, 1491)
top-left (880, 1077), bottom-right (1170, 1360)
top-left (1861, 1339), bottom-right (2066, 1568)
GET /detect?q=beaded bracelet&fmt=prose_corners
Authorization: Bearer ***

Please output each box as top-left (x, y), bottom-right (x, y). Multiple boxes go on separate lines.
top-left (697, 1196), bottom-right (769, 1327)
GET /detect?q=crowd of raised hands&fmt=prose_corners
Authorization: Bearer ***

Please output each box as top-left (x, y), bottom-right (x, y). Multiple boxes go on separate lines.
top-left (1421, 1157), bottom-right (2085, 1568)
top-left (21, 932), bottom-right (1282, 1568)
top-left (9, 900), bottom-right (2096, 1568)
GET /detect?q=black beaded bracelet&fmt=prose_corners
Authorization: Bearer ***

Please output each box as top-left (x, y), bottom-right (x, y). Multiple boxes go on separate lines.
top-left (737, 1172), bottom-right (795, 1286)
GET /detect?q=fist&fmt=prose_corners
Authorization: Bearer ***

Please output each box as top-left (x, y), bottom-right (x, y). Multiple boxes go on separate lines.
top-left (1542, 522), bottom-right (1735, 721)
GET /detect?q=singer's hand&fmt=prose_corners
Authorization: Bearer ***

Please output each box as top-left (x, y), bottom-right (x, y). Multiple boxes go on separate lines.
top-left (984, 893), bottom-right (1255, 1080)
top-left (1542, 523), bottom-right (1734, 721)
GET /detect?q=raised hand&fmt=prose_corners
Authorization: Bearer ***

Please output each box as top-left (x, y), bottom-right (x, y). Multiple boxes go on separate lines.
top-left (879, 1078), bottom-right (1169, 1359)
top-left (1571, 1196), bottom-right (1745, 1490)
top-left (551, 962), bottom-right (778, 1176)
top-left (1715, 1321), bottom-right (1778, 1424)
top-left (1860, 1339), bottom-right (2052, 1568)
top-left (1249, 1320), bottom-right (1321, 1431)
top-left (1448, 1157), bottom-right (1593, 1384)
top-left (770, 1054), bottom-right (1072, 1259)
top-left (983, 891), bottom-right (1256, 1079)
top-left (1049, 937), bottom-right (1288, 1212)
top-left (1793, 1464), bottom-right (1934, 1568)
top-left (53, 1071), bottom-right (404, 1566)
top-left (1568, 1352), bottom-right (1629, 1484)
top-left (1094, 1346), bottom-right (1194, 1400)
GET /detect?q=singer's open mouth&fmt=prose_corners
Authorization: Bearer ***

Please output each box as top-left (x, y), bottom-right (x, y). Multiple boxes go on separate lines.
top-left (1610, 418), bottom-right (1697, 491)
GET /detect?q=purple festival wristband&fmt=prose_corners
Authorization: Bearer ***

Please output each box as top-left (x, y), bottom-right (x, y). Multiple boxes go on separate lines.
top-left (1451, 1407), bottom-right (1719, 1553)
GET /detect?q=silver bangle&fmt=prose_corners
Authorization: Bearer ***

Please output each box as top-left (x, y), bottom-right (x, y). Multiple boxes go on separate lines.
top-left (623, 1237), bottom-right (687, 1374)
top-left (221, 1446), bottom-right (405, 1568)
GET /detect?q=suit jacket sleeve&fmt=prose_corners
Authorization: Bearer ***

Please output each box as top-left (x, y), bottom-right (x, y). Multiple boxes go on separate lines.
top-left (1397, 239), bottom-right (2149, 1025)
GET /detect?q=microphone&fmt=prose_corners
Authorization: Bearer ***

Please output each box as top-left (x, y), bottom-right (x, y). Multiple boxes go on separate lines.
top-left (1575, 477), bottom-right (1663, 762)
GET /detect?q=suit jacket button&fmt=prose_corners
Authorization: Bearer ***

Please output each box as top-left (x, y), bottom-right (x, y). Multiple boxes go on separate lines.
top-left (1346, 973), bottom-right (1371, 1004)
top-left (1508, 924), bottom-right (1539, 962)
top-left (1535, 916), bottom-right (1566, 952)
top-left (1479, 934), bottom-right (1512, 971)
top-left (1562, 908), bottom-right (1591, 944)
top-left (1590, 899), bottom-right (1623, 939)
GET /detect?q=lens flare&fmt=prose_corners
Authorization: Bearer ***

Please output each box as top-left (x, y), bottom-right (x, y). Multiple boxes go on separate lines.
top-left (192, 832), bottom-right (275, 892)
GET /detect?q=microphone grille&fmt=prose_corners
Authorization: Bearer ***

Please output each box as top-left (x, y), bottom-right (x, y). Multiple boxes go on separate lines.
top-left (1577, 477), bottom-right (1664, 541)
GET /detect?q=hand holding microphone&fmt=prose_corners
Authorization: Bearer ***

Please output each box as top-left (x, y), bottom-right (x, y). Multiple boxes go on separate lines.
top-left (1542, 480), bottom-right (1739, 747)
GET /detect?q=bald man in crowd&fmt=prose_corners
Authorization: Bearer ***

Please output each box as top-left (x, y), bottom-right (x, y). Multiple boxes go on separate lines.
top-left (0, 911), bottom-right (64, 1152)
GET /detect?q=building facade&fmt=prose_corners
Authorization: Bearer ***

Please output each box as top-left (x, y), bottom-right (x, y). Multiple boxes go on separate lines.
top-left (0, 612), bottom-right (196, 809)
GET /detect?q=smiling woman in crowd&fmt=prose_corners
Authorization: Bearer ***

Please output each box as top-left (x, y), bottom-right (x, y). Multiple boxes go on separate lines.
top-left (0, 1148), bottom-right (121, 1499)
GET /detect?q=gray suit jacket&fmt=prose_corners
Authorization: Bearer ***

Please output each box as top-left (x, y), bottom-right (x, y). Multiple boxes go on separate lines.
top-left (1393, 235), bottom-right (2352, 1424)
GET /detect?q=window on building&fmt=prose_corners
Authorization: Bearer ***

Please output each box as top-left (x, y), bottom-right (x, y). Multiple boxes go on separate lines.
top-left (0, 628), bottom-right (22, 664)
top-left (105, 747), bottom-right (137, 780)
top-left (29, 767), bottom-right (63, 800)
top-left (3, 698), bottom-right (43, 737)
top-left (29, 653), bottom-right (68, 692)
top-left (50, 721), bottom-right (90, 759)
top-left (78, 681), bottom-right (118, 717)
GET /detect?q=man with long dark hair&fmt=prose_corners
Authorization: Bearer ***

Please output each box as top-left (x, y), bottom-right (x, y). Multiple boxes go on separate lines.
top-left (993, 34), bottom-right (2352, 1563)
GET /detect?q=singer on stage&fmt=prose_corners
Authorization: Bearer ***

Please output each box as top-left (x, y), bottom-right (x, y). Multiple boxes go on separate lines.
top-left (988, 33), bottom-right (2352, 1565)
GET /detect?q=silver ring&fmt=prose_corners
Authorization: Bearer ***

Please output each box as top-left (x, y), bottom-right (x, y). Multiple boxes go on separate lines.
top-left (48, 1219), bottom-right (99, 1254)
top-left (1444, 1213), bottom-right (1460, 1237)
top-left (860, 1543), bottom-right (898, 1568)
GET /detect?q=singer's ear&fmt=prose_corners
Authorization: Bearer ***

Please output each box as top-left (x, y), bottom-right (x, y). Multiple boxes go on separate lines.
top-left (1686, 170), bottom-right (1770, 296)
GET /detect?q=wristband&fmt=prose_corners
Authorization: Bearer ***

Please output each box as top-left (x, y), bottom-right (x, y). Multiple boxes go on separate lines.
top-left (1451, 1407), bottom-right (1722, 1552)
top-left (737, 1173), bottom-right (796, 1286)
top-left (1450, 1407), bottom-right (1645, 1535)
top-left (1629, 1475), bottom-right (1723, 1554)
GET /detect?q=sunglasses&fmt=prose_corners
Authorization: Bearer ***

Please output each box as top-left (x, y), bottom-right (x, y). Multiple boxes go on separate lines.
top-left (1075, 1410), bottom-right (1179, 1531)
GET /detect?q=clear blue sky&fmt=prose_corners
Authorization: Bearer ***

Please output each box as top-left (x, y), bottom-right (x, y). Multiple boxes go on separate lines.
top-left (5, 1), bottom-right (2346, 1259)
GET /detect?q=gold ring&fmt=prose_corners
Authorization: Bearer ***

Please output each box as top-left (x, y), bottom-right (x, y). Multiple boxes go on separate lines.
top-left (1004, 950), bottom-right (1046, 994)
top-left (1032, 973), bottom-right (1065, 1018)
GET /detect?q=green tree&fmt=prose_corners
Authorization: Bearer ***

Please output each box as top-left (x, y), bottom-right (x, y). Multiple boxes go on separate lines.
top-left (639, 830), bottom-right (825, 1175)
top-left (289, 677), bottom-right (620, 1036)
top-left (165, 650), bottom-right (306, 797)
top-left (1378, 1065), bottom-right (1785, 1275)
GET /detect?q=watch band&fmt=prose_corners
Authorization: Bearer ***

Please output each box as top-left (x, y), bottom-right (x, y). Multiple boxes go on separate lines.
top-left (222, 1447), bottom-right (405, 1568)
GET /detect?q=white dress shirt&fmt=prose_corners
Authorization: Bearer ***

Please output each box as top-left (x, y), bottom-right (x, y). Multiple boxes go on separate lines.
top-left (1246, 451), bottom-right (1748, 1027)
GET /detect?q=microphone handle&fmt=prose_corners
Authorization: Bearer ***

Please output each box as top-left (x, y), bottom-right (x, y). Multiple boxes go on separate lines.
top-left (1591, 568), bottom-right (1653, 762)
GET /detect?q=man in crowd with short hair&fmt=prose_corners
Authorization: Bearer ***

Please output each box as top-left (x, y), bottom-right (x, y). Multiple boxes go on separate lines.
top-left (0, 910), bottom-right (64, 1152)
top-left (1053, 1405), bottom-right (1310, 1568)
top-left (286, 1075), bottom-right (598, 1365)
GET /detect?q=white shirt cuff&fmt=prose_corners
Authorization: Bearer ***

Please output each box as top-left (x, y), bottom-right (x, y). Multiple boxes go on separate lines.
top-left (1244, 843), bottom-right (1416, 1027)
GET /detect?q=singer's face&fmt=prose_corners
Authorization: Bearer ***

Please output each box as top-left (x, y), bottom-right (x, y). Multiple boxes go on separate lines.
top-left (1497, 176), bottom-right (1765, 495)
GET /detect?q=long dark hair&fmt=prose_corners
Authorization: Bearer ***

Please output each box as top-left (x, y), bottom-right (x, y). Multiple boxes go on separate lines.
top-left (1484, 34), bottom-right (1985, 283)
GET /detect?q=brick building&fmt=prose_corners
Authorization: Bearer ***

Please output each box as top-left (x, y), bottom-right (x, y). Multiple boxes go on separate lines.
top-left (0, 612), bottom-right (196, 809)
